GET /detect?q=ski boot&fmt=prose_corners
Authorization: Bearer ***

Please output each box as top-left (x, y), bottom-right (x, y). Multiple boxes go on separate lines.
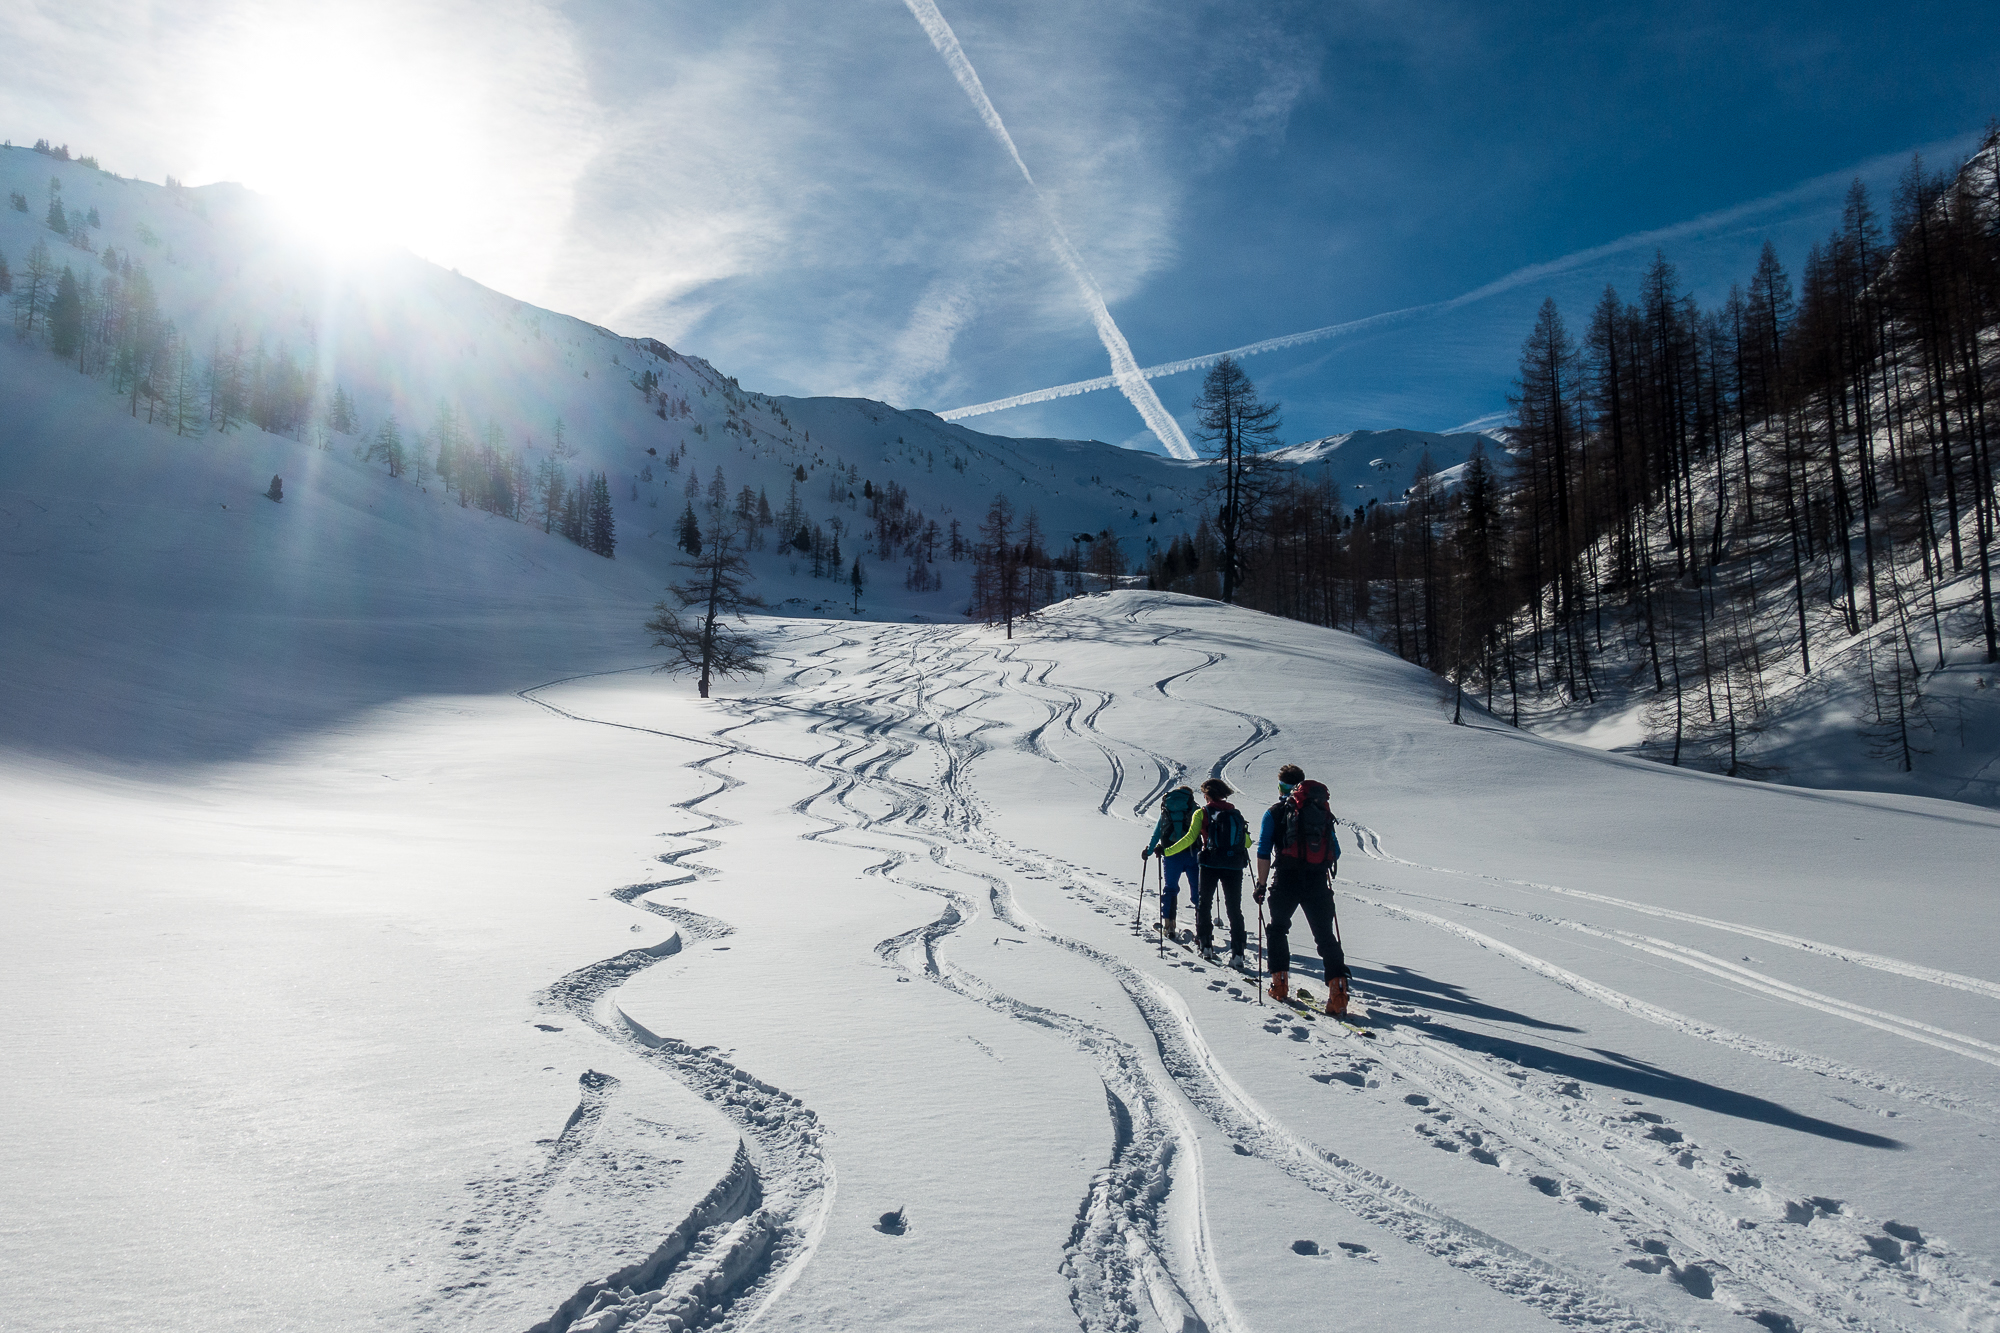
top-left (1326, 975), bottom-right (1350, 1017)
top-left (1267, 972), bottom-right (1289, 1003)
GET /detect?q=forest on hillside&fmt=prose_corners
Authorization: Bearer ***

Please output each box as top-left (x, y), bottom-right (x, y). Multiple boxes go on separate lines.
top-left (1134, 129), bottom-right (2000, 781)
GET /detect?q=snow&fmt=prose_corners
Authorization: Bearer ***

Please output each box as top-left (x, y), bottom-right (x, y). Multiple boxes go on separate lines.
top-left (7, 149), bottom-right (2000, 1333)
top-left (1266, 428), bottom-right (1506, 508)
top-left (8, 545), bottom-right (2000, 1330)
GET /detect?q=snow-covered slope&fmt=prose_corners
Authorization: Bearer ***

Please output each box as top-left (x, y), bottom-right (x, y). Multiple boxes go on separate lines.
top-left (1269, 428), bottom-right (1507, 508)
top-left (0, 145), bottom-right (1214, 622)
top-left (8, 147), bottom-right (1997, 1333)
top-left (7, 591), bottom-right (1998, 1333)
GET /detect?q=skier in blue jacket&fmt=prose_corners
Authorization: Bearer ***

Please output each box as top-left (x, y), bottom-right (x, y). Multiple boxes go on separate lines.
top-left (1141, 786), bottom-right (1200, 941)
top-left (1254, 764), bottom-right (1348, 1014)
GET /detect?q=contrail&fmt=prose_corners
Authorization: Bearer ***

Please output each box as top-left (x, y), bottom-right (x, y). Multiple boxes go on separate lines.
top-left (939, 132), bottom-right (1979, 423)
top-left (901, 0), bottom-right (1196, 459)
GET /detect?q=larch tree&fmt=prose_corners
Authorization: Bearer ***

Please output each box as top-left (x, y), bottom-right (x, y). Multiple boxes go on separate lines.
top-left (647, 499), bottom-right (764, 699)
top-left (971, 492), bottom-right (1025, 637)
top-left (1190, 355), bottom-right (1282, 603)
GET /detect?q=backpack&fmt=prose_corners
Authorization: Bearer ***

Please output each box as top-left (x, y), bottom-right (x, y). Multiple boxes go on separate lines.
top-left (1271, 780), bottom-right (1337, 866)
top-left (1158, 787), bottom-right (1197, 847)
top-left (1198, 802), bottom-right (1250, 869)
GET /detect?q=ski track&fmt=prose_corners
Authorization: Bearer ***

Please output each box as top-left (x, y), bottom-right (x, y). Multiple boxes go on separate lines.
top-left (730, 618), bottom-right (1657, 1332)
top-left (1014, 598), bottom-right (2000, 1333)
top-left (1343, 820), bottom-right (2000, 1004)
top-left (509, 671), bottom-right (842, 1333)
top-left (1358, 882), bottom-right (2000, 1073)
top-left (512, 599), bottom-right (2000, 1333)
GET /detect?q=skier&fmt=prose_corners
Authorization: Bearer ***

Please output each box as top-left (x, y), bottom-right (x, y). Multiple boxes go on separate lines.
top-left (1141, 786), bottom-right (1200, 943)
top-left (1158, 777), bottom-right (1253, 965)
top-left (1253, 764), bottom-right (1348, 1014)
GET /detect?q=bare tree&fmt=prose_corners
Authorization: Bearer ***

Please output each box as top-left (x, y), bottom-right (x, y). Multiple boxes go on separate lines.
top-left (646, 515), bottom-right (765, 699)
top-left (1190, 355), bottom-right (1281, 603)
top-left (971, 493), bottom-right (1026, 637)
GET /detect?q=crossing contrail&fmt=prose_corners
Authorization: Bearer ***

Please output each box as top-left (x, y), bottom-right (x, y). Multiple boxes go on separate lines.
top-left (901, 0), bottom-right (1196, 459)
top-left (938, 301), bottom-right (1447, 420)
top-left (937, 133), bottom-right (1975, 423)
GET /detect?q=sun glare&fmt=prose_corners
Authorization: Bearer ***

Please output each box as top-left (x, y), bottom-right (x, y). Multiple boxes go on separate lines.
top-left (197, 13), bottom-right (494, 259)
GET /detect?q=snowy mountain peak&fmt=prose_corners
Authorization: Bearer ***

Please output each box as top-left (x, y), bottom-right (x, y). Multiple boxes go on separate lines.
top-left (1268, 427), bottom-right (1506, 506)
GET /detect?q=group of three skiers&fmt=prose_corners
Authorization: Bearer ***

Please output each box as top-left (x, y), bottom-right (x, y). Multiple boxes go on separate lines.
top-left (1141, 764), bottom-right (1350, 1016)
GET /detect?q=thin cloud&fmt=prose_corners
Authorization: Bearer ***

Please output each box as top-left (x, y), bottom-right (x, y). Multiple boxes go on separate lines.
top-left (939, 130), bottom-right (1982, 423)
top-left (900, 0), bottom-right (1195, 459)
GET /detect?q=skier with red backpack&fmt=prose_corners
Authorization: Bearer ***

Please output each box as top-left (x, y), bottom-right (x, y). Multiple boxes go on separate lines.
top-left (1141, 786), bottom-right (1200, 943)
top-left (1254, 764), bottom-right (1349, 1015)
top-left (1157, 778), bottom-right (1254, 965)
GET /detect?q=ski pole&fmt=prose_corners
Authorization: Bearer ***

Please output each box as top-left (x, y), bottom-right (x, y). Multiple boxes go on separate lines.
top-left (1135, 856), bottom-right (1147, 933)
top-left (1255, 887), bottom-right (1265, 1005)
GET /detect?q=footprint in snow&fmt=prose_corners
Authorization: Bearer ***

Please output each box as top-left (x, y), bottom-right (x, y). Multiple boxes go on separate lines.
top-left (1312, 1070), bottom-right (1366, 1088)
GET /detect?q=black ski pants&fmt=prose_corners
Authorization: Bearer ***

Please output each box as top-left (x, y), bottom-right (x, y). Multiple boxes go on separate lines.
top-left (1197, 866), bottom-right (1247, 955)
top-left (1265, 860), bottom-right (1346, 980)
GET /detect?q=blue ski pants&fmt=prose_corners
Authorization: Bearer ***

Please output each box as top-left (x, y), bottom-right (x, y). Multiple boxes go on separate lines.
top-left (1157, 851), bottom-right (1198, 920)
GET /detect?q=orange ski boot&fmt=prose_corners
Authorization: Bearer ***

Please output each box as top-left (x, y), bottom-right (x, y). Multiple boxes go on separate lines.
top-left (1326, 974), bottom-right (1350, 1018)
top-left (1267, 972), bottom-right (1289, 1003)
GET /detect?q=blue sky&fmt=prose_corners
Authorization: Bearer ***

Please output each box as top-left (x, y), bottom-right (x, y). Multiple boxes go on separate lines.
top-left (4, 0), bottom-right (1995, 453)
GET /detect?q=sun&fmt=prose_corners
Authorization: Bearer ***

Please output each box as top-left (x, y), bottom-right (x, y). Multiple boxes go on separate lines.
top-left (196, 11), bottom-right (494, 259)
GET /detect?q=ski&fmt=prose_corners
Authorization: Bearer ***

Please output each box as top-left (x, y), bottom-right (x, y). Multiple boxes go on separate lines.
top-left (1274, 989), bottom-right (1377, 1037)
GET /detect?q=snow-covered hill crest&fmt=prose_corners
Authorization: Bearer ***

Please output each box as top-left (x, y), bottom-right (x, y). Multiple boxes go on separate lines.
top-left (1270, 428), bottom-right (1507, 508)
top-left (0, 143), bottom-right (1218, 613)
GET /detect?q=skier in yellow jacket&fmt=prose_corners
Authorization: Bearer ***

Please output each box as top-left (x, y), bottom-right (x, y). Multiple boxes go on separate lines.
top-left (1158, 777), bottom-right (1255, 965)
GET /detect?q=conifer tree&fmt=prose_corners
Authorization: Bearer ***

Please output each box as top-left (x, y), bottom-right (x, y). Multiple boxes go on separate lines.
top-left (647, 495), bottom-right (765, 698)
top-left (12, 238), bottom-right (54, 337)
top-left (587, 472), bottom-right (616, 557)
top-left (47, 266), bottom-right (82, 360)
top-left (971, 493), bottom-right (1025, 637)
top-left (1191, 355), bottom-right (1282, 603)
top-left (534, 457), bottom-right (562, 532)
top-left (166, 333), bottom-right (201, 436)
top-left (367, 416), bottom-right (406, 477)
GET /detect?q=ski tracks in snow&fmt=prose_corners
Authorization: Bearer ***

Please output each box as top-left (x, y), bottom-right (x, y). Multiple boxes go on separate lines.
top-left (507, 601), bottom-right (2000, 1333)
top-left (994, 598), bottom-right (2000, 1333)
top-left (500, 667), bottom-right (848, 1333)
top-left (778, 620), bottom-right (1655, 1332)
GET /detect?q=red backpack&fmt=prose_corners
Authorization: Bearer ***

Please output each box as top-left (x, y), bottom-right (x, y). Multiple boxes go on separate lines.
top-left (1272, 780), bottom-right (1338, 866)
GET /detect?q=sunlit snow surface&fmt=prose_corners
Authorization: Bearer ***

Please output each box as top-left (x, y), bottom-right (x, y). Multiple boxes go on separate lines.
top-left (8, 584), bottom-right (2000, 1332)
top-left (5, 150), bottom-right (2000, 1333)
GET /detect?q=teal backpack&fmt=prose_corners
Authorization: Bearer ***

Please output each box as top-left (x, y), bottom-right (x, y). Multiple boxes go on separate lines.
top-left (1158, 787), bottom-right (1197, 849)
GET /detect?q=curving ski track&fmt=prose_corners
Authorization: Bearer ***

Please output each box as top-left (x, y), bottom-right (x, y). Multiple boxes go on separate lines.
top-left (506, 596), bottom-right (2000, 1333)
